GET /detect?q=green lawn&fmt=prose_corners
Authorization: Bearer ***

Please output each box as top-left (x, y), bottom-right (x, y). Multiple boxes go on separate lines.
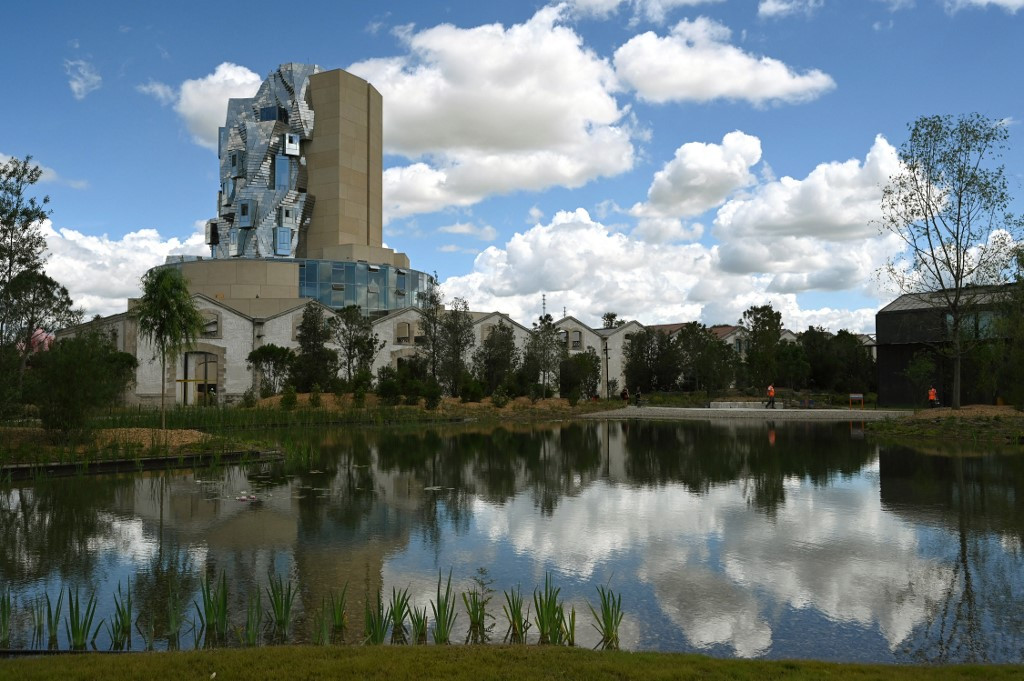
top-left (1, 646), bottom-right (1020, 681)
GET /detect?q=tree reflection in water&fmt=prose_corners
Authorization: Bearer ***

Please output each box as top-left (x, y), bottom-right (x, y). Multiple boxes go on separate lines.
top-left (2, 421), bottom-right (1024, 661)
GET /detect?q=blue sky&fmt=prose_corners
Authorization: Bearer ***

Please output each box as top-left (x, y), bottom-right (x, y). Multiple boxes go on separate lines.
top-left (3, 0), bottom-right (1022, 332)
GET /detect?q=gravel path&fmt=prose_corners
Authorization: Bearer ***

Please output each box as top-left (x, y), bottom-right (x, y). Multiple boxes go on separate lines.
top-left (581, 406), bottom-right (910, 421)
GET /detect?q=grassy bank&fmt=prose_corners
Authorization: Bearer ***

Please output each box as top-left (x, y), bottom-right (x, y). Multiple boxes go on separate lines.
top-left (1, 645), bottom-right (1019, 681)
top-left (866, 405), bottom-right (1024, 448)
top-left (0, 396), bottom-right (624, 470)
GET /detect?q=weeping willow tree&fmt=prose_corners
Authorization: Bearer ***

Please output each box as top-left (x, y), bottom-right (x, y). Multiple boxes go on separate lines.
top-left (880, 114), bottom-right (1021, 408)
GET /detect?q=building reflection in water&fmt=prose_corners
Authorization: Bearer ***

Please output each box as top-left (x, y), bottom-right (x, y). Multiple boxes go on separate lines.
top-left (1, 420), bottom-right (1022, 661)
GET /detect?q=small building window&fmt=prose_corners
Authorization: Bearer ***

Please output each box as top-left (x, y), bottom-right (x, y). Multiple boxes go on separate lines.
top-left (275, 154), bottom-right (290, 190)
top-left (275, 227), bottom-right (291, 256)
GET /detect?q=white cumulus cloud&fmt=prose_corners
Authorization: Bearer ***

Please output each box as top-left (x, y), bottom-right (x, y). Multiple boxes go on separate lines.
top-left (713, 134), bottom-right (899, 242)
top-left (138, 63), bottom-right (262, 151)
top-left (349, 6), bottom-right (636, 222)
top-left (41, 221), bottom-right (206, 318)
top-left (631, 130), bottom-right (762, 221)
top-left (613, 17), bottom-right (836, 105)
top-left (440, 207), bottom-right (880, 332)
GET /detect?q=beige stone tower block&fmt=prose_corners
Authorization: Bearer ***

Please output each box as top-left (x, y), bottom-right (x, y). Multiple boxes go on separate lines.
top-left (303, 69), bottom-right (384, 258)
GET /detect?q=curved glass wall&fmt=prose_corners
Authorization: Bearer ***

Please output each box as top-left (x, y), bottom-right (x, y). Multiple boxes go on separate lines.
top-left (298, 259), bottom-right (434, 318)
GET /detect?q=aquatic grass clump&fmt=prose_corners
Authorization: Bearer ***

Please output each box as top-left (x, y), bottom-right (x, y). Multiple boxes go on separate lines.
top-left (30, 597), bottom-right (46, 648)
top-left (0, 589), bottom-right (11, 647)
top-left (64, 587), bottom-right (101, 651)
top-left (165, 585), bottom-right (184, 650)
top-left (267, 572), bottom-right (297, 642)
top-left (430, 569), bottom-right (458, 645)
top-left (45, 590), bottom-right (63, 649)
top-left (363, 590), bottom-right (392, 645)
top-left (105, 579), bottom-right (132, 650)
top-left (409, 604), bottom-right (429, 644)
top-left (388, 586), bottom-right (411, 644)
top-left (462, 569), bottom-right (494, 644)
top-left (502, 585), bottom-right (531, 644)
top-left (533, 572), bottom-right (566, 645)
top-left (195, 571), bottom-right (229, 645)
top-left (587, 585), bottom-right (623, 650)
top-left (329, 585), bottom-right (348, 643)
top-left (313, 599), bottom-right (331, 646)
top-left (238, 589), bottom-right (263, 647)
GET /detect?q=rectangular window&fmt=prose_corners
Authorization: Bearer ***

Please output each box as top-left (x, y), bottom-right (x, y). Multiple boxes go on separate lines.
top-left (275, 227), bottom-right (291, 256)
top-left (275, 154), bottom-right (290, 190)
top-left (284, 133), bottom-right (300, 155)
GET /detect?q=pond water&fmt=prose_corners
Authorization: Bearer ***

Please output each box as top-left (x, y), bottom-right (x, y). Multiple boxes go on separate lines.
top-left (2, 419), bottom-right (1023, 662)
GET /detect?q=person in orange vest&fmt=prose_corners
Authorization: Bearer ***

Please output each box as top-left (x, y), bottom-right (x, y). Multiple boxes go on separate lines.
top-left (766, 383), bottom-right (776, 409)
top-left (928, 386), bottom-right (937, 408)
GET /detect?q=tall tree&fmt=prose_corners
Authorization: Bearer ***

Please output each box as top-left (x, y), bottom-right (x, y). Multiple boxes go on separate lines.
top-left (290, 303), bottom-right (338, 392)
top-left (332, 305), bottom-right (384, 386)
top-left (675, 322), bottom-right (736, 394)
top-left (623, 327), bottom-right (682, 393)
top-left (881, 113), bottom-right (1021, 408)
top-left (4, 269), bottom-right (79, 391)
top-left (799, 326), bottom-right (838, 391)
top-left (132, 267), bottom-right (205, 429)
top-left (0, 156), bottom-right (54, 409)
top-left (525, 313), bottom-right (565, 398)
top-left (416, 287), bottom-right (444, 381)
top-left (437, 297), bottom-right (475, 396)
top-left (472, 320), bottom-right (520, 394)
top-left (742, 304), bottom-right (782, 389)
top-left (0, 156), bottom-right (49, 302)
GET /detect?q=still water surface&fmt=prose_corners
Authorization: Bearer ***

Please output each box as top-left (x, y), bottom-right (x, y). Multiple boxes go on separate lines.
top-left (2, 419), bottom-right (1023, 662)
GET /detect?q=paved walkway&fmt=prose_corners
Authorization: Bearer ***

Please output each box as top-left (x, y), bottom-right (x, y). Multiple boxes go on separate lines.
top-left (582, 405), bottom-right (910, 421)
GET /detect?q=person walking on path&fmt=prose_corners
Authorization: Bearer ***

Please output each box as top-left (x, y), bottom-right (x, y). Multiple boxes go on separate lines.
top-left (634, 387), bottom-right (642, 407)
top-left (766, 384), bottom-right (776, 409)
top-left (928, 386), bottom-right (937, 408)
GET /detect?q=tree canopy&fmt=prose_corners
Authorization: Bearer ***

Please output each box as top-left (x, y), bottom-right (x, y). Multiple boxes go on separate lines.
top-left (881, 113), bottom-right (1021, 407)
top-left (132, 267), bottom-right (205, 428)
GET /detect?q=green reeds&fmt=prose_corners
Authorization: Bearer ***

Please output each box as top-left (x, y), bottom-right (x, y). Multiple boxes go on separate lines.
top-left (533, 572), bottom-right (566, 645)
top-left (30, 596), bottom-right (45, 648)
top-left (363, 590), bottom-right (391, 645)
top-left (502, 585), bottom-right (531, 644)
top-left (0, 589), bottom-right (11, 648)
top-left (587, 585), bottom-right (623, 650)
top-left (105, 579), bottom-right (132, 650)
top-left (134, 613), bottom-right (155, 652)
top-left (195, 571), bottom-right (229, 645)
top-left (266, 572), bottom-right (296, 642)
top-left (430, 569), bottom-right (458, 645)
top-left (165, 585), bottom-right (183, 650)
top-left (313, 600), bottom-right (331, 646)
top-left (409, 605), bottom-right (429, 644)
top-left (238, 589), bottom-right (263, 647)
top-left (388, 586), bottom-right (411, 644)
top-left (329, 585), bottom-right (348, 643)
top-left (462, 570), bottom-right (494, 644)
top-left (563, 605), bottom-right (576, 647)
top-left (45, 590), bottom-right (63, 649)
top-left (64, 587), bottom-right (101, 651)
